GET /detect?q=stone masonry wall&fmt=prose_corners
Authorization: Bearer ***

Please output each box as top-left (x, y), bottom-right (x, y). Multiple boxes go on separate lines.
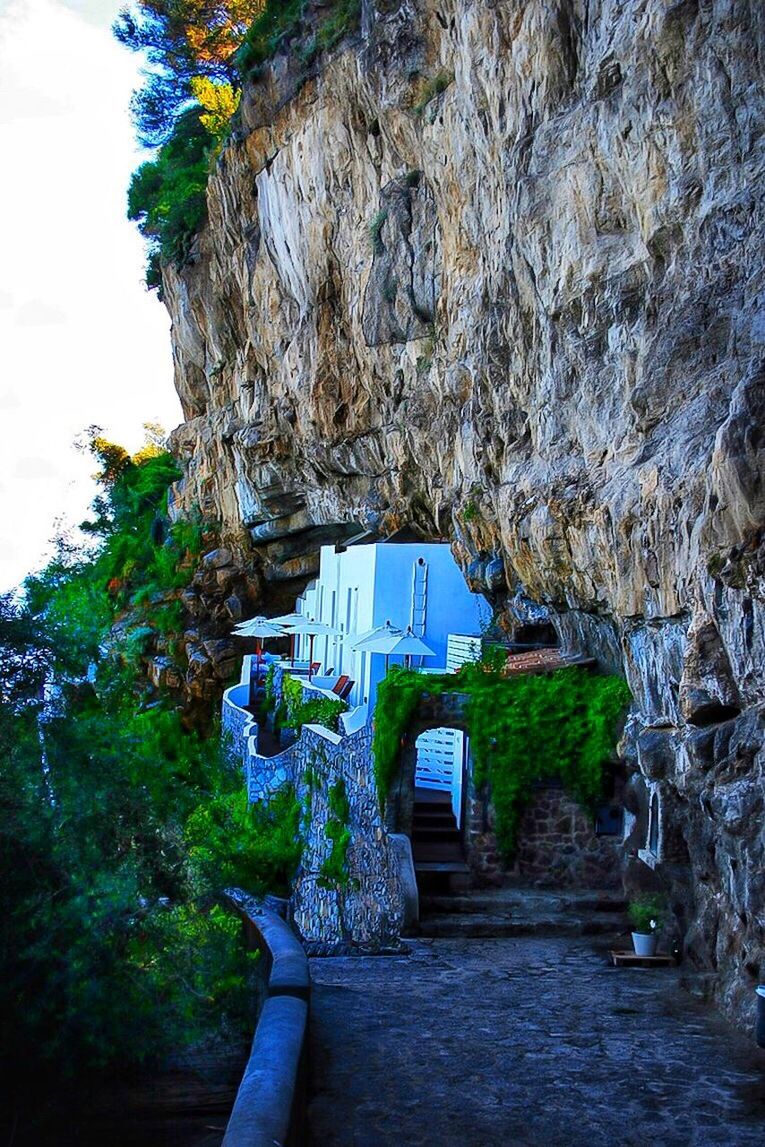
top-left (515, 784), bottom-right (623, 889)
top-left (291, 725), bottom-right (406, 954)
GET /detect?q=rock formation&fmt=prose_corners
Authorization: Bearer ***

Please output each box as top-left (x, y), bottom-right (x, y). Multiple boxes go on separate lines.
top-left (162, 1), bottom-right (765, 1029)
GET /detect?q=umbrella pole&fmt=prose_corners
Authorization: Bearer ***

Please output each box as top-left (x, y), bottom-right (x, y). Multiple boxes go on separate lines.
top-left (248, 639), bottom-right (261, 711)
top-left (308, 633), bottom-right (316, 680)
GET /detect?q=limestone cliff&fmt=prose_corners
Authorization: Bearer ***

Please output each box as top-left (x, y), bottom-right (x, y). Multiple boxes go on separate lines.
top-left (164, 0), bottom-right (765, 1028)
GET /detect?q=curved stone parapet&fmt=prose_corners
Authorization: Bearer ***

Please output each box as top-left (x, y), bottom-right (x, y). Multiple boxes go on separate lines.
top-left (223, 892), bottom-right (310, 1147)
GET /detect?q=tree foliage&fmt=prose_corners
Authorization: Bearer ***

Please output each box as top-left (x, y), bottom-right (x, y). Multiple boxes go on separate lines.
top-left (1, 433), bottom-right (302, 1128)
top-left (126, 107), bottom-right (212, 291)
top-left (114, 0), bottom-right (262, 146)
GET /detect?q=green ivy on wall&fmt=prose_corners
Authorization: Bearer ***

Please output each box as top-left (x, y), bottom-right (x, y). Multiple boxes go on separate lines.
top-left (280, 673), bottom-right (348, 733)
top-left (372, 663), bottom-right (631, 860)
top-left (318, 777), bottom-right (353, 889)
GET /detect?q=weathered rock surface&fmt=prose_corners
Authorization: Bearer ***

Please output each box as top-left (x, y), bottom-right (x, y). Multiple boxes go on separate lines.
top-left (163, 1), bottom-right (765, 1027)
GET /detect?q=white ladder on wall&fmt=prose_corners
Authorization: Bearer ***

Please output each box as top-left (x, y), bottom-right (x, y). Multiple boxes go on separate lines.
top-left (410, 559), bottom-right (428, 637)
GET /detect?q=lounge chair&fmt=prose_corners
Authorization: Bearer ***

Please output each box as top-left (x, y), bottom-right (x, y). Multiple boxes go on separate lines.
top-left (331, 675), bottom-right (354, 701)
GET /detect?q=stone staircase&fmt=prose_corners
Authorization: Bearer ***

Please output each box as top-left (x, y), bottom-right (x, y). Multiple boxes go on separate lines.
top-left (417, 886), bottom-right (629, 940)
top-left (411, 790), bottom-right (470, 895)
top-left (411, 788), bottom-right (628, 941)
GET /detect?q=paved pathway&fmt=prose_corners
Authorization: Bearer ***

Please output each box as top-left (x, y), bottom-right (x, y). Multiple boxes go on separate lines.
top-left (308, 937), bottom-right (765, 1146)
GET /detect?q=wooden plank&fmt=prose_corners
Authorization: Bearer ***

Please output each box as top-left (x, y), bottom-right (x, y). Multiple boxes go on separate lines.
top-left (610, 950), bottom-right (674, 968)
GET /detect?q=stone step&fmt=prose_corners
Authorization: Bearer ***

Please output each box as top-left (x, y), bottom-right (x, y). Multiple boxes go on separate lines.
top-left (412, 811), bottom-right (457, 827)
top-left (417, 912), bottom-right (627, 940)
top-left (420, 891), bottom-right (627, 916)
top-left (412, 826), bottom-right (462, 843)
top-left (412, 842), bottom-right (466, 863)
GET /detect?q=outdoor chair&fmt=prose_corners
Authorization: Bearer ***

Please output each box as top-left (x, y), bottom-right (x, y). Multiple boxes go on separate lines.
top-left (331, 675), bottom-right (354, 701)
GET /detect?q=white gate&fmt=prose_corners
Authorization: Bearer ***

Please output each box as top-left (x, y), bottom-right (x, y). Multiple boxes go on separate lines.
top-left (415, 727), bottom-right (465, 827)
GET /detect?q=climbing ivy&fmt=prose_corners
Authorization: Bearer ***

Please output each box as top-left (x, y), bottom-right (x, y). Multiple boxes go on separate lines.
top-left (281, 673), bottom-right (348, 732)
top-left (318, 778), bottom-right (353, 889)
top-left (372, 663), bottom-right (631, 860)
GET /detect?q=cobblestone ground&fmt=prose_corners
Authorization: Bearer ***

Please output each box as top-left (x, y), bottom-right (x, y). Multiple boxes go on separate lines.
top-left (307, 937), bottom-right (765, 1146)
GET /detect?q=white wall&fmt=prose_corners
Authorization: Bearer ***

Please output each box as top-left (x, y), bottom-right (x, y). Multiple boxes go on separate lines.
top-left (293, 542), bottom-right (484, 711)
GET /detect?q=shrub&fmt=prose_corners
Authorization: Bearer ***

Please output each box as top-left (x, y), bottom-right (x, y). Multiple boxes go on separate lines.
top-left (282, 673), bottom-right (348, 732)
top-left (412, 70), bottom-right (454, 116)
top-left (369, 208), bottom-right (388, 253)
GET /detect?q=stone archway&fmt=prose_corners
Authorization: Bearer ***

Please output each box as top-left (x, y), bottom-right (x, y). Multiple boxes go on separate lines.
top-left (384, 688), bottom-right (629, 890)
top-left (384, 692), bottom-right (472, 840)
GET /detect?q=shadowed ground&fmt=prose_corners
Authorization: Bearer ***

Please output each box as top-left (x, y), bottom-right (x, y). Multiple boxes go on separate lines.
top-left (308, 937), bottom-right (765, 1146)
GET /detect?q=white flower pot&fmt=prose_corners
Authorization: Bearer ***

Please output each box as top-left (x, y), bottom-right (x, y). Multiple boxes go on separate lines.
top-left (632, 931), bottom-right (658, 956)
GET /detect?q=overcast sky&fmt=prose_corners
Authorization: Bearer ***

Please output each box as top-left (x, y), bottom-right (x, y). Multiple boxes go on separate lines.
top-left (0, 0), bottom-right (182, 592)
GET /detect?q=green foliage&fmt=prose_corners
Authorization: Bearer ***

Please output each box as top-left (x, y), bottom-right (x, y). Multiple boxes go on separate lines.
top-left (235, 0), bottom-right (361, 76)
top-left (127, 108), bottom-right (212, 289)
top-left (235, 0), bottom-right (305, 74)
top-left (281, 673), bottom-right (348, 732)
top-left (372, 663), bottom-right (631, 860)
top-left (461, 499), bottom-right (478, 522)
top-left (628, 894), bottom-right (667, 933)
top-left (313, 0), bottom-right (361, 53)
top-left (185, 786), bottom-right (303, 896)
top-left (3, 431), bottom-right (300, 1108)
top-left (318, 778), bottom-right (352, 889)
top-left (369, 208), bottom-right (388, 253)
top-left (412, 70), bottom-right (454, 116)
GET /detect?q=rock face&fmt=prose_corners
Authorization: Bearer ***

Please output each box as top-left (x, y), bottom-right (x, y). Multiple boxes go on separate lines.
top-left (162, 1), bottom-right (765, 1028)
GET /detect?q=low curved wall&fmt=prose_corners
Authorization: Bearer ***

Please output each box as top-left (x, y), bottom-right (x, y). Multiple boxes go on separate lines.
top-left (223, 891), bottom-right (310, 1147)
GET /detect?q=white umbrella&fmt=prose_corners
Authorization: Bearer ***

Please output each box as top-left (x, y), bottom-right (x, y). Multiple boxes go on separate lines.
top-left (269, 612), bottom-right (306, 665)
top-left (232, 616), bottom-right (286, 707)
top-left (279, 617), bottom-right (340, 679)
top-left (384, 627), bottom-right (436, 668)
top-left (348, 620), bottom-right (402, 651)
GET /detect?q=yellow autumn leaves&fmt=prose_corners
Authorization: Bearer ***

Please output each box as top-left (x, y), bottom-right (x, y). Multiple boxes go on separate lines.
top-left (190, 76), bottom-right (242, 139)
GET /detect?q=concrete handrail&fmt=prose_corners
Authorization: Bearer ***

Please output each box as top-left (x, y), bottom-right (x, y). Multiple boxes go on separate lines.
top-left (223, 892), bottom-right (310, 1146)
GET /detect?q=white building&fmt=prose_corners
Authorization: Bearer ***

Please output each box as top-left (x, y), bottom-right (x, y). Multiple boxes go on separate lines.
top-left (293, 537), bottom-right (485, 711)
top-left (291, 538), bottom-right (485, 813)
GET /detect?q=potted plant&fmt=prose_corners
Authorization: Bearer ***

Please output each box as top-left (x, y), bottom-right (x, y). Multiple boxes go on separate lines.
top-left (628, 893), bottom-right (666, 956)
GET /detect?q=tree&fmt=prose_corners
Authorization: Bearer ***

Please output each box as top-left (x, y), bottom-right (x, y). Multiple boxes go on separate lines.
top-left (114, 1), bottom-right (263, 145)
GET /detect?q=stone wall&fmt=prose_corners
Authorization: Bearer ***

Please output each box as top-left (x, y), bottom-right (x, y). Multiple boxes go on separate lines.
top-left (515, 784), bottom-right (622, 890)
top-left (291, 725), bottom-right (406, 954)
top-left (223, 677), bottom-right (406, 952)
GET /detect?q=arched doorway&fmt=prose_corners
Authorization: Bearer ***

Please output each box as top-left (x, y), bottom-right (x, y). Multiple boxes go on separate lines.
top-left (414, 726), bottom-right (466, 828)
top-left (409, 726), bottom-right (468, 881)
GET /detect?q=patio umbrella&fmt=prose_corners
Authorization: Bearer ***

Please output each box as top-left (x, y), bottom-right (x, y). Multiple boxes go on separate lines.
top-left (232, 616), bottom-right (286, 708)
top-left (279, 618), bottom-right (340, 680)
top-left (352, 625), bottom-right (434, 671)
top-left (348, 620), bottom-right (403, 651)
top-left (384, 627), bottom-right (437, 669)
top-left (269, 612), bottom-right (306, 665)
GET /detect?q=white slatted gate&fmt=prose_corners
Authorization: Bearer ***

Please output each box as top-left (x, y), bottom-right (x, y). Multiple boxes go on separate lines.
top-left (415, 726), bottom-right (466, 827)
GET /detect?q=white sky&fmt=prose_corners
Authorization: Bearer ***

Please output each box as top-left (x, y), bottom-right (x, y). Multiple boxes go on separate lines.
top-left (0, 0), bottom-right (182, 592)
